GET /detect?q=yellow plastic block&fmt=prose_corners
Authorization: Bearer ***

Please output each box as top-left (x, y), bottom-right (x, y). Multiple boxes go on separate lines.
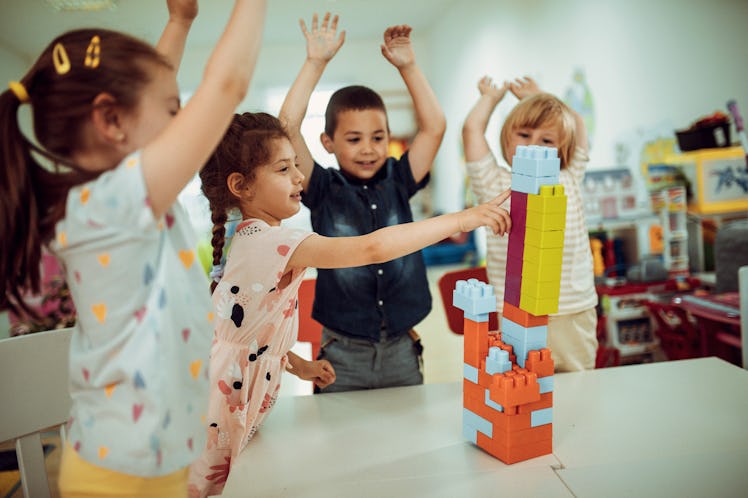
top-left (522, 261), bottom-right (562, 283)
top-left (523, 244), bottom-right (563, 266)
top-left (521, 277), bottom-right (561, 302)
top-left (520, 292), bottom-right (559, 315)
top-left (525, 211), bottom-right (565, 231)
top-left (527, 190), bottom-right (567, 214)
top-left (524, 226), bottom-right (564, 249)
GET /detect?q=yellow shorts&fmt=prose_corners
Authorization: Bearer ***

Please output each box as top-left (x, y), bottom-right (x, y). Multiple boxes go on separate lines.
top-left (58, 443), bottom-right (188, 498)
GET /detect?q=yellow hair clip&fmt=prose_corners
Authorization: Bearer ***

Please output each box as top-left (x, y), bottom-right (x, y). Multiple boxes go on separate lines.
top-left (84, 35), bottom-right (101, 69)
top-left (53, 43), bottom-right (71, 75)
top-left (8, 81), bottom-right (30, 103)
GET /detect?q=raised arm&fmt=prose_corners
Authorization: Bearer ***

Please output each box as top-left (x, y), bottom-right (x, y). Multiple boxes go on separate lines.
top-left (380, 25), bottom-right (445, 184)
top-left (462, 76), bottom-right (509, 163)
top-left (155, 0), bottom-right (198, 70)
top-left (142, 0), bottom-right (266, 219)
top-left (287, 190), bottom-right (511, 271)
top-left (279, 12), bottom-right (345, 191)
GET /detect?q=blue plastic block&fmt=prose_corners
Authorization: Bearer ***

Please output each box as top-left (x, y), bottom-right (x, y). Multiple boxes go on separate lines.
top-left (484, 388), bottom-right (504, 412)
top-left (501, 317), bottom-right (548, 367)
top-left (463, 363), bottom-right (479, 383)
top-left (511, 171), bottom-right (559, 195)
top-left (512, 145), bottom-right (561, 177)
top-left (462, 422), bottom-right (478, 444)
top-left (463, 408), bottom-right (493, 437)
top-left (463, 310), bottom-right (491, 323)
top-left (531, 407), bottom-right (553, 427)
top-left (485, 347), bottom-right (512, 375)
top-left (453, 278), bottom-right (496, 316)
top-left (538, 376), bottom-right (554, 394)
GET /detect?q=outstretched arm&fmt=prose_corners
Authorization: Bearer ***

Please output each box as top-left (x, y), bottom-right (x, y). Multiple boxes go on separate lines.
top-left (279, 12), bottom-right (345, 192)
top-left (462, 76), bottom-right (509, 163)
top-left (156, 0), bottom-right (198, 71)
top-left (142, 0), bottom-right (266, 219)
top-left (287, 190), bottom-right (512, 271)
top-left (381, 25), bottom-right (445, 184)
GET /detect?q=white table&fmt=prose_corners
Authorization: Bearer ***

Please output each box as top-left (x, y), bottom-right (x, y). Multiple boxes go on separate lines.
top-left (222, 358), bottom-right (748, 497)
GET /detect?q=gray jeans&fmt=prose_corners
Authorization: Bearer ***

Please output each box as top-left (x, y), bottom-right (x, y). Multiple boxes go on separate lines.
top-left (316, 326), bottom-right (423, 393)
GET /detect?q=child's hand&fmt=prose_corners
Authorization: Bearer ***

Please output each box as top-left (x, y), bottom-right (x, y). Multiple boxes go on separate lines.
top-left (458, 189), bottom-right (512, 236)
top-left (166, 0), bottom-right (198, 24)
top-left (289, 357), bottom-right (336, 388)
top-left (509, 76), bottom-right (541, 100)
top-left (299, 12), bottom-right (346, 66)
top-left (381, 25), bottom-right (415, 70)
top-left (478, 76), bottom-right (510, 103)
top-left (309, 360), bottom-right (336, 389)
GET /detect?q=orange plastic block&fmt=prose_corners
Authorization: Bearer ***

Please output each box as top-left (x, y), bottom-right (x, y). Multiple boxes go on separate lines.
top-left (525, 348), bottom-right (554, 377)
top-left (488, 369), bottom-right (540, 408)
top-left (476, 431), bottom-right (552, 464)
top-left (517, 392), bottom-right (553, 414)
top-left (491, 423), bottom-right (552, 448)
top-left (463, 318), bottom-right (489, 368)
top-left (502, 302), bottom-right (548, 327)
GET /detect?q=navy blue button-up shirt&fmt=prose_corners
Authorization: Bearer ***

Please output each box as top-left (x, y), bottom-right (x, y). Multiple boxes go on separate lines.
top-left (302, 152), bottom-right (432, 341)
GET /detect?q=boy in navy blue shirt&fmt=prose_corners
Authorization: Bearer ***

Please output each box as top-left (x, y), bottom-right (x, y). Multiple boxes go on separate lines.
top-left (280, 13), bottom-right (446, 392)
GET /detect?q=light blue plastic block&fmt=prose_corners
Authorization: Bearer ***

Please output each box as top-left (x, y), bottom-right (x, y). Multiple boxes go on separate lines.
top-left (511, 171), bottom-right (560, 195)
top-left (512, 145), bottom-right (561, 177)
top-left (463, 422), bottom-right (478, 444)
top-left (531, 407), bottom-right (553, 427)
top-left (538, 376), bottom-right (554, 394)
top-left (463, 311), bottom-right (490, 323)
top-left (500, 317), bottom-right (548, 367)
top-left (484, 388), bottom-right (504, 412)
top-left (453, 278), bottom-right (496, 316)
top-left (463, 363), bottom-right (479, 383)
top-left (463, 408), bottom-right (493, 437)
top-left (485, 347), bottom-right (512, 375)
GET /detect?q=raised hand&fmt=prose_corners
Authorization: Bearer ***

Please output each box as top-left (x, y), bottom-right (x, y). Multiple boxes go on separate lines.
top-left (457, 189), bottom-right (512, 236)
top-left (299, 12), bottom-right (345, 65)
top-left (509, 75), bottom-right (541, 100)
top-left (166, 0), bottom-right (198, 24)
top-left (381, 25), bottom-right (415, 69)
top-left (478, 75), bottom-right (510, 103)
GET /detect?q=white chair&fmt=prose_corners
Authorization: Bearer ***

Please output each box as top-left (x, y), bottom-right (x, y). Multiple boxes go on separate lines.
top-left (739, 266), bottom-right (748, 370)
top-left (0, 328), bottom-right (72, 498)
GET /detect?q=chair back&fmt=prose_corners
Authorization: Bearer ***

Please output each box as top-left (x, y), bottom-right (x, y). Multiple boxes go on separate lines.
top-left (0, 327), bottom-right (73, 498)
top-left (437, 267), bottom-right (498, 334)
top-left (297, 279), bottom-right (323, 360)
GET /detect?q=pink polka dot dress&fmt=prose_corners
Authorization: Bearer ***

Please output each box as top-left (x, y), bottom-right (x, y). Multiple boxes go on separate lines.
top-left (189, 219), bottom-right (312, 497)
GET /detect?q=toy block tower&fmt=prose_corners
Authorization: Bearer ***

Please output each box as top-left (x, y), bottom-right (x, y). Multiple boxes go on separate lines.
top-left (457, 145), bottom-right (565, 464)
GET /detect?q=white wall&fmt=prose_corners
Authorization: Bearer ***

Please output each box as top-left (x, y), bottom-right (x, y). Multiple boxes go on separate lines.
top-left (0, 44), bottom-right (29, 85)
top-left (425, 0), bottom-right (748, 212)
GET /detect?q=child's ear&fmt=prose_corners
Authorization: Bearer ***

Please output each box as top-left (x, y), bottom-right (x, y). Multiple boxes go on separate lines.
top-left (90, 92), bottom-right (126, 145)
top-left (227, 172), bottom-right (249, 199)
top-left (320, 132), bottom-right (335, 154)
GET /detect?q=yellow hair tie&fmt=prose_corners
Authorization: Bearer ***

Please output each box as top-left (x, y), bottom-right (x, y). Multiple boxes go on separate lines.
top-left (8, 81), bottom-right (30, 103)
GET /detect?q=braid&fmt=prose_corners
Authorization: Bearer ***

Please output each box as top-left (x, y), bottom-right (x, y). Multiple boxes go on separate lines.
top-left (209, 208), bottom-right (227, 294)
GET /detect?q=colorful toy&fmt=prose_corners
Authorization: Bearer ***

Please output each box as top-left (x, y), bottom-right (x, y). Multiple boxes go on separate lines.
top-left (457, 145), bottom-right (566, 464)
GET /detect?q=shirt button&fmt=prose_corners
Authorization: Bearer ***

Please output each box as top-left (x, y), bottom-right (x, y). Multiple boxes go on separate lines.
top-left (363, 185), bottom-right (368, 190)
top-left (377, 269), bottom-right (383, 275)
top-left (378, 300), bottom-right (384, 306)
top-left (371, 204), bottom-right (377, 210)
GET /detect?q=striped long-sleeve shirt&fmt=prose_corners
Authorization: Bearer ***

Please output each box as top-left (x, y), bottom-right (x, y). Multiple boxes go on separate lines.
top-left (465, 148), bottom-right (598, 315)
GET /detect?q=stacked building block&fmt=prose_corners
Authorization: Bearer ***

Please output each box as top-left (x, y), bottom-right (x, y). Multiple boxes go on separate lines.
top-left (457, 145), bottom-right (566, 464)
